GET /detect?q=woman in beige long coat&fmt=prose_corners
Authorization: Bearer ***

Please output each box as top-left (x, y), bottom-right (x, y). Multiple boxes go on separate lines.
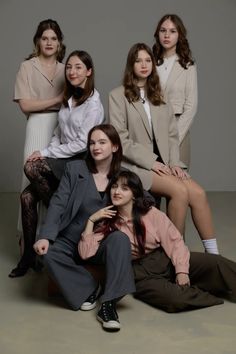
top-left (109, 43), bottom-right (218, 254)
top-left (153, 14), bottom-right (198, 168)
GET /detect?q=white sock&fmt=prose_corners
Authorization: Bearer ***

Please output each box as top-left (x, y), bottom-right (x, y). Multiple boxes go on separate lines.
top-left (202, 238), bottom-right (219, 254)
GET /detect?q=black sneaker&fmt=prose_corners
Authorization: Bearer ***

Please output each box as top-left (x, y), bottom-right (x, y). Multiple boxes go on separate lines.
top-left (97, 301), bottom-right (121, 331)
top-left (80, 286), bottom-right (100, 311)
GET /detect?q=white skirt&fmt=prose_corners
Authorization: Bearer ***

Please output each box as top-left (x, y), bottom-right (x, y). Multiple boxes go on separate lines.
top-left (17, 112), bottom-right (58, 236)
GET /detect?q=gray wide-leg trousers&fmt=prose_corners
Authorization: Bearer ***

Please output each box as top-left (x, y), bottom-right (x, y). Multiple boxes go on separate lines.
top-left (43, 231), bottom-right (135, 310)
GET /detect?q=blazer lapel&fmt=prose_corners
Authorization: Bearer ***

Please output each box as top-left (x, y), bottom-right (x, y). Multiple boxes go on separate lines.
top-left (132, 100), bottom-right (152, 139)
top-left (70, 174), bottom-right (88, 218)
top-left (164, 61), bottom-right (184, 93)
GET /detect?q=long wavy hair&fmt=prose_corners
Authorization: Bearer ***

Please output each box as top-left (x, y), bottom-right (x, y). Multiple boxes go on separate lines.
top-left (85, 124), bottom-right (123, 179)
top-left (123, 43), bottom-right (164, 106)
top-left (153, 14), bottom-right (194, 69)
top-left (26, 19), bottom-right (66, 62)
top-left (63, 50), bottom-right (95, 107)
top-left (96, 170), bottom-right (154, 255)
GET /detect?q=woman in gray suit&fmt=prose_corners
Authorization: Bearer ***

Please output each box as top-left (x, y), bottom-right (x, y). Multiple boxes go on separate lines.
top-left (109, 43), bottom-right (218, 255)
top-left (33, 124), bottom-right (135, 331)
top-left (153, 14), bottom-right (197, 168)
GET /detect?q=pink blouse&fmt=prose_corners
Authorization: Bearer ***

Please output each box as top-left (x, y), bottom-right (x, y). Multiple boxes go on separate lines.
top-left (78, 207), bottom-right (190, 274)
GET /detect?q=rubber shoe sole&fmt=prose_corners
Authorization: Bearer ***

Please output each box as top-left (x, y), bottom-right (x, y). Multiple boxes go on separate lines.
top-left (80, 301), bottom-right (97, 311)
top-left (97, 314), bottom-right (121, 331)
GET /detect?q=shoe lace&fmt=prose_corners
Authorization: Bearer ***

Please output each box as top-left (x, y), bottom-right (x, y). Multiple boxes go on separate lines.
top-left (101, 301), bottom-right (118, 321)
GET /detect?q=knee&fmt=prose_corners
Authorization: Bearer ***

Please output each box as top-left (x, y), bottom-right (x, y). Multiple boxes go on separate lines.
top-left (106, 231), bottom-right (131, 252)
top-left (172, 183), bottom-right (189, 204)
top-left (20, 187), bottom-right (36, 207)
top-left (190, 184), bottom-right (207, 204)
top-left (24, 161), bottom-right (34, 179)
top-left (42, 248), bottom-right (54, 268)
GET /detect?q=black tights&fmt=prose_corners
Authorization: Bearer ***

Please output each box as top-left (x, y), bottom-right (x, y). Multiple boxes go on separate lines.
top-left (19, 159), bottom-right (59, 266)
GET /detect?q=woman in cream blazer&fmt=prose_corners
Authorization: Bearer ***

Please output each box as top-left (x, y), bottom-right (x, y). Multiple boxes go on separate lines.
top-left (153, 14), bottom-right (198, 167)
top-left (109, 43), bottom-right (218, 254)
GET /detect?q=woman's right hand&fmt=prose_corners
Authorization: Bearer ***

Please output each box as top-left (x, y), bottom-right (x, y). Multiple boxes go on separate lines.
top-left (33, 239), bottom-right (49, 255)
top-left (152, 161), bottom-right (171, 176)
top-left (89, 205), bottom-right (117, 223)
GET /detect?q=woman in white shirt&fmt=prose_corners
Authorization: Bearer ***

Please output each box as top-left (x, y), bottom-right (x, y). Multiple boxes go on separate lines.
top-left (153, 14), bottom-right (197, 167)
top-left (9, 50), bottom-right (104, 278)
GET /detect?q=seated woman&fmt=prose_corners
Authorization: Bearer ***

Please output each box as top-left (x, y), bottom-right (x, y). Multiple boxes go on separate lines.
top-left (32, 124), bottom-right (135, 331)
top-left (9, 50), bottom-right (104, 278)
top-left (79, 170), bottom-right (236, 313)
top-left (109, 42), bottom-right (218, 254)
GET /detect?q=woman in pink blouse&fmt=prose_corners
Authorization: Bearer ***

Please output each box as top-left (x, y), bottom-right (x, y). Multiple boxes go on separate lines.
top-left (79, 170), bottom-right (236, 313)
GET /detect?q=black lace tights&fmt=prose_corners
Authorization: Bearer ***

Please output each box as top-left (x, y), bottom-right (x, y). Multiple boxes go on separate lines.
top-left (20, 159), bottom-right (59, 265)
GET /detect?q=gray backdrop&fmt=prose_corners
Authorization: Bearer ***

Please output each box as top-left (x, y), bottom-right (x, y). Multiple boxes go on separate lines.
top-left (0, 0), bottom-right (235, 192)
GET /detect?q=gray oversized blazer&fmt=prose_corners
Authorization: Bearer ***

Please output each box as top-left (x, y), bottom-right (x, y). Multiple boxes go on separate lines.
top-left (109, 86), bottom-right (185, 190)
top-left (38, 160), bottom-right (106, 241)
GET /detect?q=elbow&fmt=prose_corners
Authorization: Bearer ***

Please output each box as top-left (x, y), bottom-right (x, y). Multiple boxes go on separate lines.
top-left (18, 100), bottom-right (31, 115)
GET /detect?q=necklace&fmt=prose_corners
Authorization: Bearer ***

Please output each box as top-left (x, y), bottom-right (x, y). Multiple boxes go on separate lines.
top-left (140, 88), bottom-right (146, 104)
top-left (163, 54), bottom-right (177, 71)
top-left (39, 59), bottom-right (57, 82)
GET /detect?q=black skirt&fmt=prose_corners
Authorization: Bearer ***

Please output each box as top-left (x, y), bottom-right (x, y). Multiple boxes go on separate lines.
top-left (47, 149), bottom-right (88, 180)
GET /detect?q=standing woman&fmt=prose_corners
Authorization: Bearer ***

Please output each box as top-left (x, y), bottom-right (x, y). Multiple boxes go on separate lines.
top-left (9, 50), bottom-right (104, 278)
top-left (33, 124), bottom-right (135, 331)
top-left (13, 19), bottom-right (66, 252)
top-left (153, 14), bottom-right (197, 167)
top-left (109, 43), bottom-right (218, 254)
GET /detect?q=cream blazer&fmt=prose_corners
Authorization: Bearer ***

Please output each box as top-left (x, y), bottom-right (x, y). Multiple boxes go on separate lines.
top-left (161, 60), bottom-right (198, 144)
top-left (109, 86), bottom-right (185, 190)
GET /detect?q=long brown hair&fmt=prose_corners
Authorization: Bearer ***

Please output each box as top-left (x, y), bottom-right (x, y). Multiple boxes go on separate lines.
top-left (97, 170), bottom-right (154, 255)
top-left (63, 50), bottom-right (95, 107)
top-left (86, 124), bottom-right (123, 178)
top-left (123, 43), bottom-right (164, 106)
top-left (26, 19), bottom-right (66, 62)
top-left (153, 14), bottom-right (194, 69)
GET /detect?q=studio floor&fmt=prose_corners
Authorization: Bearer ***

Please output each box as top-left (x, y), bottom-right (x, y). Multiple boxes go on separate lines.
top-left (1, 192), bottom-right (236, 354)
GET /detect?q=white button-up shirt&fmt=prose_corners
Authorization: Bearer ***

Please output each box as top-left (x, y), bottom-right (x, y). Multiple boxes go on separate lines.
top-left (41, 89), bottom-right (104, 158)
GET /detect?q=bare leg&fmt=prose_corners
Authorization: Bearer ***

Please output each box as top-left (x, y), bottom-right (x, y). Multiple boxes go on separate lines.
top-left (150, 172), bottom-right (189, 235)
top-left (150, 173), bottom-right (218, 253)
top-left (182, 178), bottom-right (214, 240)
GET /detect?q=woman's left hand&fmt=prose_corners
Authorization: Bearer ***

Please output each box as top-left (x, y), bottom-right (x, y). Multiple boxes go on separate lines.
top-left (176, 273), bottom-right (190, 286)
top-left (89, 205), bottom-right (117, 223)
top-left (171, 166), bottom-right (190, 179)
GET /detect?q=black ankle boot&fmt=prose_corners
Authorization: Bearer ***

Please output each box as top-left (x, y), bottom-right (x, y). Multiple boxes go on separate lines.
top-left (8, 258), bottom-right (30, 278)
top-left (97, 300), bottom-right (121, 331)
top-left (8, 253), bottom-right (39, 278)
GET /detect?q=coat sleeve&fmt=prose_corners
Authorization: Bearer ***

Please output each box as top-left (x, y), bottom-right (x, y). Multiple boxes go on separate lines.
top-left (151, 208), bottom-right (190, 274)
top-left (167, 103), bottom-right (186, 168)
top-left (177, 65), bottom-right (198, 144)
top-left (38, 163), bottom-right (75, 241)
